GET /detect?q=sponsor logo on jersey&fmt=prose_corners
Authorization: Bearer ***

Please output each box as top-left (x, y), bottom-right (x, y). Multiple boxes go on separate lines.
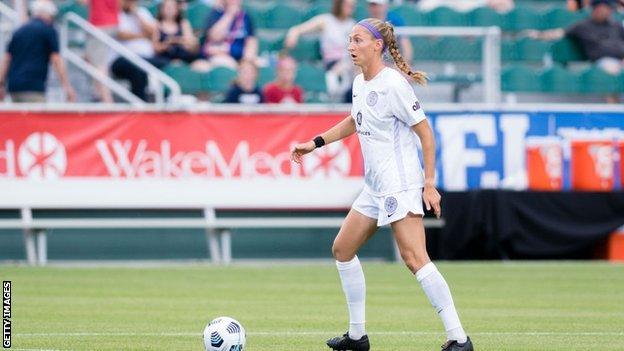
top-left (412, 101), bottom-right (421, 111)
top-left (356, 111), bottom-right (363, 126)
top-left (384, 196), bottom-right (398, 214)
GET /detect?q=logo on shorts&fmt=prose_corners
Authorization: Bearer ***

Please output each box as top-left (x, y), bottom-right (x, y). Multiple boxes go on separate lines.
top-left (384, 196), bottom-right (398, 214)
top-left (412, 101), bottom-right (421, 111)
top-left (366, 91), bottom-right (378, 106)
top-left (356, 111), bottom-right (363, 126)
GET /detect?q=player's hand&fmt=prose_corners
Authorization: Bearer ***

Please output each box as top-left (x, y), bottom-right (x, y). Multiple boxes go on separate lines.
top-left (422, 183), bottom-right (441, 219)
top-left (290, 140), bottom-right (316, 164)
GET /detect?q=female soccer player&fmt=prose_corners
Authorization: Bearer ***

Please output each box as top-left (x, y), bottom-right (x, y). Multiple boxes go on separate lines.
top-left (290, 18), bottom-right (473, 351)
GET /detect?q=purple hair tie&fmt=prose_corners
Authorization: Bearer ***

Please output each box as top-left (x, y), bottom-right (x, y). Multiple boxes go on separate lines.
top-left (357, 20), bottom-right (385, 50)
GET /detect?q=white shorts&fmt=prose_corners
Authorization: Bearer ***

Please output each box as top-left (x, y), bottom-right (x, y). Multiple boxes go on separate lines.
top-left (352, 188), bottom-right (425, 227)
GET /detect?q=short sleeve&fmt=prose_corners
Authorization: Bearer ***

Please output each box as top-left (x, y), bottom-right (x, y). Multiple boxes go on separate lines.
top-left (47, 27), bottom-right (59, 54)
top-left (389, 76), bottom-right (426, 126)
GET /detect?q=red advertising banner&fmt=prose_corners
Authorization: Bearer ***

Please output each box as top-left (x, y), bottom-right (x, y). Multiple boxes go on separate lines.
top-left (0, 112), bottom-right (363, 179)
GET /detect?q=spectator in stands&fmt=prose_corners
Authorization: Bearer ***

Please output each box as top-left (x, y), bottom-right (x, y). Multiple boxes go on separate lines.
top-left (263, 55), bottom-right (304, 104)
top-left (367, 0), bottom-right (413, 70)
top-left (0, 0), bottom-right (76, 103)
top-left (529, 0), bottom-right (624, 102)
top-left (284, 0), bottom-right (356, 102)
top-left (153, 0), bottom-right (198, 64)
top-left (192, 0), bottom-right (258, 72)
top-left (224, 59), bottom-right (263, 103)
top-left (80, 0), bottom-right (119, 102)
top-left (111, 0), bottom-right (160, 101)
top-left (417, 0), bottom-right (514, 13)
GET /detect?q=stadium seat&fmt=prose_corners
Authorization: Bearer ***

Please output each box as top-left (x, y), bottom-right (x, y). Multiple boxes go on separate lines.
top-left (295, 63), bottom-right (326, 93)
top-left (579, 66), bottom-right (622, 94)
top-left (203, 66), bottom-right (237, 93)
top-left (501, 39), bottom-right (518, 62)
top-left (244, 3), bottom-right (267, 29)
top-left (264, 3), bottom-right (304, 29)
top-left (186, 2), bottom-right (211, 32)
top-left (434, 36), bottom-right (481, 62)
top-left (58, 1), bottom-right (88, 19)
top-left (164, 63), bottom-right (204, 94)
top-left (501, 64), bottom-right (542, 92)
top-left (258, 66), bottom-right (275, 87)
top-left (288, 35), bottom-right (322, 62)
top-left (543, 7), bottom-right (586, 30)
top-left (502, 6), bottom-right (543, 31)
top-left (540, 64), bottom-right (581, 93)
top-left (393, 5), bottom-right (426, 26)
top-left (426, 6), bottom-right (468, 27)
top-left (550, 37), bottom-right (587, 64)
top-left (303, 3), bottom-right (331, 21)
top-left (411, 37), bottom-right (437, 61)
top-left (514, 37), bottom-right (551, 62)
top-left (353, 2), bottom-right (369, 21)
top-left (468, 6), bottom-right (504, 28)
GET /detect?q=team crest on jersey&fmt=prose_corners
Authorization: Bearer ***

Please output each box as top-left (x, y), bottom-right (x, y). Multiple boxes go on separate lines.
top-left (412, 101), bottom-right (421, 111)
top-left (366, 91), bottom-right (378, 106)
top-left (356, 111), bottom-right (363, 125)
top-left (384, 196), bottom-right (398, 214)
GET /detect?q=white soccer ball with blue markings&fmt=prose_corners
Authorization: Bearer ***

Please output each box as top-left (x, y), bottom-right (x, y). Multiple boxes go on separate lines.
top-left (203, 316), bottom-right (246, 351)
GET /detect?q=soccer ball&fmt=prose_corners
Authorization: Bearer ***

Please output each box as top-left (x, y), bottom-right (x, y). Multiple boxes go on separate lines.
top-left (203, 316), bottom-right (246, 351)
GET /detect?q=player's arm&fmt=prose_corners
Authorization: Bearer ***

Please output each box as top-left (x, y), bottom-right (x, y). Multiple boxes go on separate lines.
top-left (412, 119), bottom-right (441, 218)
top-left (290, 115), bottom-right (356, 164)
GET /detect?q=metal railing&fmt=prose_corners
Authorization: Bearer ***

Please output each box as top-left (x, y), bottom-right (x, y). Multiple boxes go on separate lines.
top-left (60, 12), bottom-right (182, 106)
top-left (0, 1), bottom-right (17, 61)
top-left (395, 26), bottom-right (502, 104)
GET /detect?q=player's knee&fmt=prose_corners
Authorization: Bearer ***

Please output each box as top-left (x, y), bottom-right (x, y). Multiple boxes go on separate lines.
top-left (400, 250), bottom-right (429, 273)
top-left (332, 243), bottom-right (355, 262)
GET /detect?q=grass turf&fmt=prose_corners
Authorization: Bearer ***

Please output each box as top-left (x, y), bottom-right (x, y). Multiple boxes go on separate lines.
top-left (1, 261), bottom-right (623, 350)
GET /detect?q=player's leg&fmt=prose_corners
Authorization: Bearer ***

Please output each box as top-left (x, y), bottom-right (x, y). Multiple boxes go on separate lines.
top-left (391, 212), bottom-right (473, 351)
top-left (327, 208), bottom-right (377, 351)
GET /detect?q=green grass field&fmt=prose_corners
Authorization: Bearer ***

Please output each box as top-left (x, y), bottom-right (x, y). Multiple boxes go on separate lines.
top-left (1, 261), bottom-right (623, 351)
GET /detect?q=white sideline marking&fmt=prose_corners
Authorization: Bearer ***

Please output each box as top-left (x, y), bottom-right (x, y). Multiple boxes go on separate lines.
top-left (15, 331), bottom-right (624, 337)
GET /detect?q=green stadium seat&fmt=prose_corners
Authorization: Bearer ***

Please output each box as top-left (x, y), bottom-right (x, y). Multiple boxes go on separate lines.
top-left (164, 63), bottom-right (204, 94)
top-left (203, 66), bottom-right (237, 93)
top-left (550, 37), bottom-right (587, 64)
top-left (257, 30), bottom-right (285, 54)
top-left (579, 66), bottom-right (622, 94)
top-left (258, 66), bottom-right (275, 87)
top-left (353, 2), bottom-right (369, 21)
top-left (468, 6), bottom-right (504, 27)
top-left (502, 6), bottom-right (543, 31)
top-left (501, 64), bottom-right (542, 92)
top-left (411, 37), bottom-right (437, 61)
top-left (147, 2), bottom-right (159, 17)
top-left (303, 3), bottom-right (331, 21)
top-left (426, 6), bottom-right (468, 27)
top-left (543, 7), bottom-right (586, 30)
top-left (514, 37), bottom-right (551, 62)
top-left (244, 3), bottom-right (267, 29)
top-left (186, 2), bottom-right (211, 32)
top-left (264, 3), bottom-right (304, 29)
top-left (393, 5), bottom-right (426, 26)
top-left (58, 1), bottom-right (88, 19)
top-left (295, 63), bottom-right (326, 93)
top-left (501, 39), bottom-right (518, 62)
top-left (540, 64), bottom-right (581, 93)
top-left (288, 35), bottom-right (322, 62)
top-left (434, 37), bottom-right (481, 61)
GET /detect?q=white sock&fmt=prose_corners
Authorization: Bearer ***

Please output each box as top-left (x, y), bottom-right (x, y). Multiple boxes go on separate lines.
top-left (416, 262), bottom-right (467, 343)
top-left (336, 255), bottom-right (366, 340)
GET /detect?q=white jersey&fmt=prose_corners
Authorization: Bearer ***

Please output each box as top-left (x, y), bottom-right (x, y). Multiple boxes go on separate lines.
top-left (350, 67), bottom-right (427, 196)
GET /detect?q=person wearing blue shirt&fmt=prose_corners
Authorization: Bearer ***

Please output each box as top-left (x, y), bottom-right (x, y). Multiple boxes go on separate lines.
top-left (0, 0), bottom-right (76, 102)
top-left (193, 0), bottom-right (258, 72)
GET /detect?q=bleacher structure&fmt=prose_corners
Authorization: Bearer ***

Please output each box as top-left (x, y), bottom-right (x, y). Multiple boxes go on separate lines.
top-left (9, 0), bottom-right (624, 102)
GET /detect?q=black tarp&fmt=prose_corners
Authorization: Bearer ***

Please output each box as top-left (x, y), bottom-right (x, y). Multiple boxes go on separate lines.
top-left (437, 191), bottom-right (624, 259)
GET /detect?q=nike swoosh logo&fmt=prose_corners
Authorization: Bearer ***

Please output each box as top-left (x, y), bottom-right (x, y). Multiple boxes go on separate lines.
top-left (387, 213), bottom-right (393, 217)
top-left (353, 95), bottom-right (357, 97)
